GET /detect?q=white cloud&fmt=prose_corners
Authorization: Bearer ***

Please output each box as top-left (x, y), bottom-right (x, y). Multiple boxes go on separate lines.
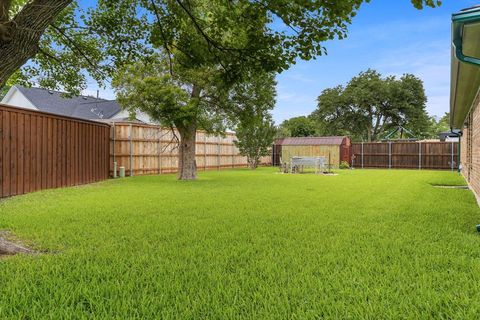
top-left (373, 39), bottom-right (451, 116)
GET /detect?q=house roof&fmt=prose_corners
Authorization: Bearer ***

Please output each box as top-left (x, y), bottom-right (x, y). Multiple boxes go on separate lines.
top-left (450, 6), bottom-right (480, 129)
top-left (14, 86), bottom-right (121, 120)
top-left (275, 136), bottom-right (347, 146)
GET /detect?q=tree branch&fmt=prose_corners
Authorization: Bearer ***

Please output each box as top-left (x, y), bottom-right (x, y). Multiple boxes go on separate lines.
top-left (50, 24), bottom-right (107, 78)
top-left (150, 0), bottom-right (174, 76)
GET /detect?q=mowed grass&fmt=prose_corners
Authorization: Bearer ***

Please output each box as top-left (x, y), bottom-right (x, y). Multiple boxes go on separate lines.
top-left (1, 168), bottom-right (480, 319)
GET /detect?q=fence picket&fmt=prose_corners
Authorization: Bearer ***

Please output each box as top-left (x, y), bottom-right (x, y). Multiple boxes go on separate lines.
top-left (0, 104), bottom-right (110, 199)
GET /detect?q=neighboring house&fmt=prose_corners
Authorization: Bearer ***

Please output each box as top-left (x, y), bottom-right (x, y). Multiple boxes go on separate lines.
top-left (438, 132), bottom-right (460, 142)
top-left (0, 85), bottom-right (154, 123)
top-left (450, 6), bottom-right (480, 203)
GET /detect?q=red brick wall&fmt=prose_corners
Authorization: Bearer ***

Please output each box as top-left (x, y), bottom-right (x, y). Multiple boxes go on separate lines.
top-left (462, 98), bottom-right (480, 201)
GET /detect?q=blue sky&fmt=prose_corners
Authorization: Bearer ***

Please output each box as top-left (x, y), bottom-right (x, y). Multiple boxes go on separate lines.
top-left (84, 0), bottom-right (478, 124)
top-left (273, 0), bottom-right (479, 124)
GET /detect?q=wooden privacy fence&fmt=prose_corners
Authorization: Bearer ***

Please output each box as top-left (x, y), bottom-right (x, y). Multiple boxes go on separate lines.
top-left (0, 104), bottom-right (110, 198)
top-left (351, 141), bottom-right (459, 170)
top-left (110, 122), bottom-right (270, 176)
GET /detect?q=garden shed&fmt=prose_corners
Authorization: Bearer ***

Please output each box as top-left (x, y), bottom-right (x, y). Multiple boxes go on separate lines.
top-left (273, 136), bottom-right (351, 167)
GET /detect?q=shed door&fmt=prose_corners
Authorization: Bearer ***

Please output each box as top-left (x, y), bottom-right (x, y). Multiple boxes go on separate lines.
top-left (340, 145), bottom-right (351, 165)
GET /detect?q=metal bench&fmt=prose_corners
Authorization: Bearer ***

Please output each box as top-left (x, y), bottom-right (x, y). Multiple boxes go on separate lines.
top-left (290, 156), bottom-right (326, 174)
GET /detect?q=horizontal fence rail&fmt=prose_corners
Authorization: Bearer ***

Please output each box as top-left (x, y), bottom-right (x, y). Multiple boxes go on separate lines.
top-left (351, 142), bottom-right (459, 170)
top-left (0, 104), bottom-right (110, 198)
top-left (110, 122), bottom-right (270, 176)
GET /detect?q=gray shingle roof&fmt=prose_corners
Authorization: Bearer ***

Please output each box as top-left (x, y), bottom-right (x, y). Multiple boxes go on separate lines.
top-left (16, 86), bottom-right (121, 120)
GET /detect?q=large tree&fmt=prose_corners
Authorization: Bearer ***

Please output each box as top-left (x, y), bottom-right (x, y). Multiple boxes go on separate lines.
top-left (312, 69), bottom-right (431, 142)
top-left (90, 0), bottom-right (375, 180)
top-left (112, 55), bottom-right (232, 180)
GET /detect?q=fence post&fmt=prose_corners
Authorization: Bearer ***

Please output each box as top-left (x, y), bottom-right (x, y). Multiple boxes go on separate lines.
top-left (232, 138), bottom-right (235, 168)
top-left (129, 123), bottom-right (133, 177)
top-left (388, 141), bottom-right (392, 169)
top-left (112, 122), bottom-right (116, 178)
top-left (204, 133), bottom-right (207, 171)
top-left (418, 141), bottom-right (422, 170)
top-left (361, 142), bottom-right (364, 169)
top-left (217, 137), bottom-right (220, 170)
top-left (451, 141), bottom-right (454, 172)
top-left (272, 143), bottom-right (277, 167)
top-left (158, 127), bottom-right (162, 175)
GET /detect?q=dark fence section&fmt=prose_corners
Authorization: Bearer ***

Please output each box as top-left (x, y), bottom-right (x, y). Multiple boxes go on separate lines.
top-left (0, 104), bottom-right (110, 198)
top-left (351, 142), bottom-right (459, 170)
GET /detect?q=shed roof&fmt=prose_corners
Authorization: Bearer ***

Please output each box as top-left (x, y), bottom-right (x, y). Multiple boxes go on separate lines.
top-left (275, 136), bottom-right (347, 146)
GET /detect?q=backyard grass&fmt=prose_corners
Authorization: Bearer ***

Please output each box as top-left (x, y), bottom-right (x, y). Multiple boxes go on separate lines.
top-left (1, 168), bottom-right (480, 319)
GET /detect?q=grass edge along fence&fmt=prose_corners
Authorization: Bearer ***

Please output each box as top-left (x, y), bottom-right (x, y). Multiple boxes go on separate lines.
top-left (351, 141), bottom-right (459, 170)
top-left (109, 122), bottom-right (271, 177)
top-left (0, 104), bottom-right (110, 199)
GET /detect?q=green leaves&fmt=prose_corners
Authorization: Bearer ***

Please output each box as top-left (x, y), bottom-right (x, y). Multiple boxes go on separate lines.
top-left (410, 0), bottom-right (442, 9)
top-left (277, 117), bottom-right (318, 138)
top-left (313, 69), bottom-right (430, 141)
top-left (230, 72), bottom-right (277, 168)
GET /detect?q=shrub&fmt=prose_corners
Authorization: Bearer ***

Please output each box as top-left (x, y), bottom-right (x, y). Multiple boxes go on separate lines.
top-left (339, 161), bottom-right (350, 169)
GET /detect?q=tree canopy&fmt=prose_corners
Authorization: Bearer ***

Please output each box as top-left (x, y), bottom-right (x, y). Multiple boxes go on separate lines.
top-left (277, 116), bottom-right (318, 138)
top-left (0, 0), bottom-right (442, 91)
top-left (311, 69), bottom-right (431, 141)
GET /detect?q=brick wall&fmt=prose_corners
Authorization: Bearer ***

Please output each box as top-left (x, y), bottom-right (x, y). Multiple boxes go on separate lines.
top-left (462, 97), bottom-right (480, 201)
top-left (461, 127), bottom-right (469, 179)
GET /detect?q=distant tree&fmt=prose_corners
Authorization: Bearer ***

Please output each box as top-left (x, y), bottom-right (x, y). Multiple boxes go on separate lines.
top-left (436, 113), bottom-right (450, 133)
top-left (231, 73), bottom-right (276, 169)
top-left (426, 113), bottom-right (450, 138)
top-left (235, 115), bottom-right (276, 169)
top-left (275, 125), bottom-right (292, 139)
top-left (278, 116), bottom-right (317, 137)
top-left (312, 69), bottom-right (431, 141)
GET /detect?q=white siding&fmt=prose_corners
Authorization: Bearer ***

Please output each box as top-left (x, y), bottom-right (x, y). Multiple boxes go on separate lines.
top-left (111, 109), bottom-right (156, 124)
top-left (1, 87), bottom-right (37, 110)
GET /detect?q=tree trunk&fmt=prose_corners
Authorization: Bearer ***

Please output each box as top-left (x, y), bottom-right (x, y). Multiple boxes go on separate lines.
top-left (177, 123), bottom-right (197, 180)
top-left (0, 0), bottom-right (72, 87)
top-left (0, 232), bottom-right (32, 256)
top-left (248, 156), bottom-right (259, 169)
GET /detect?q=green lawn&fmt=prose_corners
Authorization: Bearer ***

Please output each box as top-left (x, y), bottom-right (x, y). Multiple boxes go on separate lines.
top-left (1, 168), bottom-right (480, 319)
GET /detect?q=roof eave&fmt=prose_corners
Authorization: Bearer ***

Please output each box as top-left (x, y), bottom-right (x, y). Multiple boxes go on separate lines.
top-left (450, 7), bottom-right (480, 129)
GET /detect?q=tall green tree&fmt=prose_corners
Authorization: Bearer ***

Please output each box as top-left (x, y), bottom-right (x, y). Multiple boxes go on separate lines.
top-left (312, 69), bottom-right (431, 141)
top-left (231, 73), bottom-right (276, 169)
top-left (426, 112), bottom-right (450, 138)
top-left (92, 0), bottom-right (375, 180)
top-left (113, 54), bottom-right (232, 180)
top-left (278, 116), bottom-right (317, 137)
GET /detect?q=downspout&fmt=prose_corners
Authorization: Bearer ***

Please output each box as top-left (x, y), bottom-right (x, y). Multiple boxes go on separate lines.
top-left (449, 129), bottom-right (462, 173)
